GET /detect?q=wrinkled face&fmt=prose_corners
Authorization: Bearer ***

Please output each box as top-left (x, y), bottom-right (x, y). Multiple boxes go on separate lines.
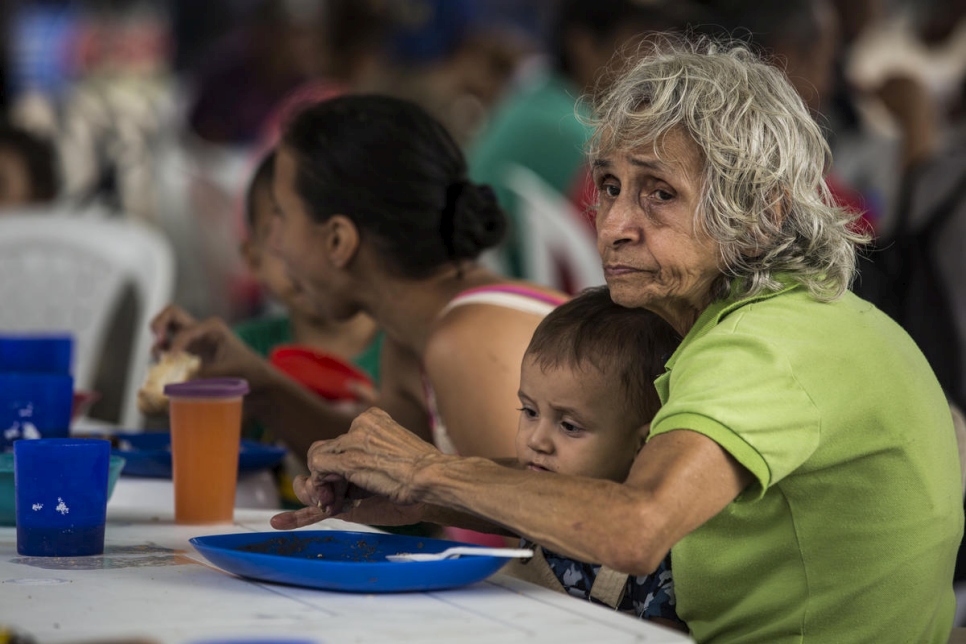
top-left (593, 128), bottom-right (721, 333)
top-left (270, 147), bottom-right (356, 321)
top-left (516, 356), bottom-right (644, 482)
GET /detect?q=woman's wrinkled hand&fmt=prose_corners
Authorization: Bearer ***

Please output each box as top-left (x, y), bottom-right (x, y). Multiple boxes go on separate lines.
top-left (309, 407), bottom-right (442, 502)
top-left (269, 407), bottom-right (443, 530)
top-left (269, 471), bottom-right (432, 531)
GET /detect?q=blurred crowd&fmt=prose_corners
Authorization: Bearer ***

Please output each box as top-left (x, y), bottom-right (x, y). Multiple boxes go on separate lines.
top-left (0, 0), bottom-right (964, 412)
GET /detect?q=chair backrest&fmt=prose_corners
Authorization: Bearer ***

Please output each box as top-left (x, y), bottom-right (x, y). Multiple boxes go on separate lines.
top-left (0, 212), bottom-right (175, 428)
top-left (503, 164), bottom-right (605, 293)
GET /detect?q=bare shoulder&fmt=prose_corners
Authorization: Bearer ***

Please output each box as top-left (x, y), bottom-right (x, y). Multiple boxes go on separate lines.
top-left (425, 301), bottom-right (543, 370)
top-left (422, 283), bottom-right (567, 457)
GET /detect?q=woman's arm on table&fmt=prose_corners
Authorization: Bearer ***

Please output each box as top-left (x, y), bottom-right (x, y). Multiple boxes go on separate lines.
top-left (273, 408), bottom-right (753, 576)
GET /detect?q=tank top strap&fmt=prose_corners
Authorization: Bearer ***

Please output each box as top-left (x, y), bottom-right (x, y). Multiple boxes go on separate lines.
top-left (439, 285), bottom-right (567, 318)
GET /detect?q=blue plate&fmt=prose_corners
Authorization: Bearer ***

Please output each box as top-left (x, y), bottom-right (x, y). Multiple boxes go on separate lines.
top-left (112, 432), bottom-right (287, 478)
top-left (190, 531), bottom-right (509, 593)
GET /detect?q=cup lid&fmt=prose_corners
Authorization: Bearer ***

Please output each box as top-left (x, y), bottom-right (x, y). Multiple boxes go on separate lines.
top-left (164, 378), bottom-right (249, 399)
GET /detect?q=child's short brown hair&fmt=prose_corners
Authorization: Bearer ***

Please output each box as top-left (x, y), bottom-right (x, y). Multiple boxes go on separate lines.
top-left (524, 286), bottom-right (680, 422)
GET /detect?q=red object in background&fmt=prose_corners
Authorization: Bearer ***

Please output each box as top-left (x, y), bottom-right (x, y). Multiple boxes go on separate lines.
top-left (269, 346), bottom-right (373, 402)
top-left (71, 390), bottom-right (101, 423)
top-left (827, 173), bottom-right (877, 238)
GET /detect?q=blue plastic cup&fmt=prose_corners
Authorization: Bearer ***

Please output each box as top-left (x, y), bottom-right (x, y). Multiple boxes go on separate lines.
top-left (0, 334), bottom-right (73, 374)
top-left (14, 438), bottom-right (111, 556)
top-left (0, 373), bottom-right (74, 450)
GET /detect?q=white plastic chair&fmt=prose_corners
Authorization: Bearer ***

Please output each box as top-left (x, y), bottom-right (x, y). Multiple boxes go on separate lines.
top-left (0, 211), bottom-right (175, 428)
top-left (503, 164), bottom-right (605, 293)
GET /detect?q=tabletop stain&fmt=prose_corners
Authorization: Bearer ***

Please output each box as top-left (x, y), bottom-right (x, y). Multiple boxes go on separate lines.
top-left (9, 544), bottom-right (194, 570)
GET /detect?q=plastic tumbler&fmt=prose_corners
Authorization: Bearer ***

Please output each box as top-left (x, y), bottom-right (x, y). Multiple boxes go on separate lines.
top-left (0, 372), bottom-right (74, 450)
top-left (164, 378), bottom-right (249, 524)
top-left (0, 334), bottom-right (73, 374)
top-left (15, 438), bottom-right (111, 556)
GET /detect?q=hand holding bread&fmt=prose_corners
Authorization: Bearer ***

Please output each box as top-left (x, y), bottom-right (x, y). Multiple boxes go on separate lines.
top-left (137, 351), bottom-right (201, 415)
top-left (147, 304), bottom-right (275, 404)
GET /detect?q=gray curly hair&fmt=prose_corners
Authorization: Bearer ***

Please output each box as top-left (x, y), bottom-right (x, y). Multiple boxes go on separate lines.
top-left (585, 36), bottom-right (869, 301)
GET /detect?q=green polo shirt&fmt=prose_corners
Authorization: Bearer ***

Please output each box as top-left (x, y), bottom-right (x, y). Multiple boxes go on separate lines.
top-left (650, 281), bottom-right (962, 643)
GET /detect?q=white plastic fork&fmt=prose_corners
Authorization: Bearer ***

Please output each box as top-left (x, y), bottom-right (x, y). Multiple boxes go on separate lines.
top-left (386, 546), bottom-right (534, 562)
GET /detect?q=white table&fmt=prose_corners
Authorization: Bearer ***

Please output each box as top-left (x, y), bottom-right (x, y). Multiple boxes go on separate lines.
top-left (107, 470), bottom-right (283, 513)
top-left (0, 505), bottom-right (693, 644)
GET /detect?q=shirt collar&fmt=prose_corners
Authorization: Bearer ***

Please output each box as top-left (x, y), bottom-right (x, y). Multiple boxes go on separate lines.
top-left (662, 276), bottom-right (802, 373)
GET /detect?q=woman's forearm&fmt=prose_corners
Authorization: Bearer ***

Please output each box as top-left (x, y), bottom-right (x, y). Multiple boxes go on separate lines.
top-left (422, 456), bottom-right (527, 536)
top-left (420, 504), bottom-right (517, 537)
top-left (410, 430), bottom-right (751, 576)
top-left (413, 456), bottom-right (669, 575)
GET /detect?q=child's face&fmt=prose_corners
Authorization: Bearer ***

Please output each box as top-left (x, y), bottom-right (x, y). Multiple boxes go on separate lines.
top-left (243, 180), bottom-right (317, 318)
top-left (516, 355), bottom-right (646, 482)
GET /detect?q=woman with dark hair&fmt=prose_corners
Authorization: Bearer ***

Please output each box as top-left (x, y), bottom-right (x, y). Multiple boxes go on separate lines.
top-left (151, 95), bottom-right (567, 485)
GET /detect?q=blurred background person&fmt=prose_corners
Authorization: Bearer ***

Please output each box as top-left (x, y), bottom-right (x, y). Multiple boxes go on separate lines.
top-left (368, 0), bottom-right (537, 148)
top-left (185, 0), bottom-right (324, 147)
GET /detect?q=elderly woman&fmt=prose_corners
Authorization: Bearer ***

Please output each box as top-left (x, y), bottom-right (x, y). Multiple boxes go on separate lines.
top-left (272, 39), bottom-right (963, 643)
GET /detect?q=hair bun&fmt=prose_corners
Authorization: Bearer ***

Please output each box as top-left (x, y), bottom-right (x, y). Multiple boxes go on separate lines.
top-left (442, 180), bottom-right (507, 260)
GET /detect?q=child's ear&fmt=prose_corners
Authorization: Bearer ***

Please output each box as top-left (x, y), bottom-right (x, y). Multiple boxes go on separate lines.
top-left (325, 214), bottom-right (360, 268)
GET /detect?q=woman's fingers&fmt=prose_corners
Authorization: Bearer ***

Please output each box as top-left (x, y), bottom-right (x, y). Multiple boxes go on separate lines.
top-left (291, 471), bottom-right (346, 512)
top-left (270, 506), bottom-right (328, 530)
top-left (269, 490), bottom-right (426, 531)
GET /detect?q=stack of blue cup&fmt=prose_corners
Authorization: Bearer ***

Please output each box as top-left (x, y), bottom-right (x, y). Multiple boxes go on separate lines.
top-left (0, 334), bottom-right (75, 451)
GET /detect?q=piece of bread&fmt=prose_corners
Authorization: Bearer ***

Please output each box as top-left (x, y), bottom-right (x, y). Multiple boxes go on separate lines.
top-left (137, 351), bottom-right (201, 415)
